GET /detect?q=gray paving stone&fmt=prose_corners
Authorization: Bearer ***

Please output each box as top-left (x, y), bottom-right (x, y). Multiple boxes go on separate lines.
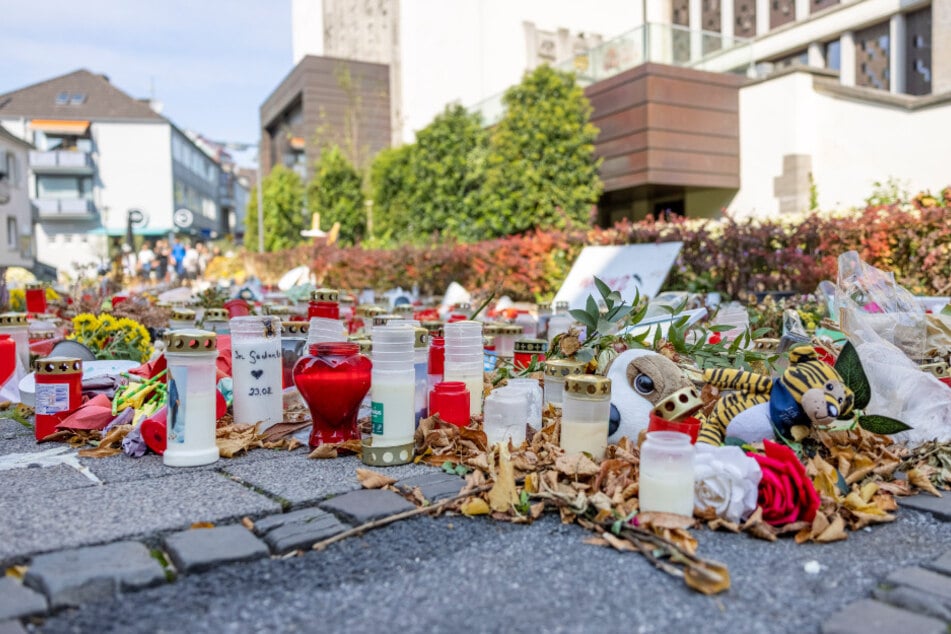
top-left (262, 510), bottom-right (349, 553)
top-left (898, 494), bottom-right (951, 521)
top-left (0, 577), bottom-right (47, 619)
top-left (164, 525), bottom-right (268, 574)
top-left (252, 507), bottom-right (332, 535)
top-left (926, 551), bottom-right (951, 576)
top-left (886, 566), bottom-right (951, 600)
top-left (0, 418), bottom-right (34, 439)
top-left (873, 584), bottom-right (951, 622)
top-left (0, 620), bottom-right (27, 634)
top-left (0, 471), bottom-right (280, 565)
top-left (319, 489), bottom-right (415, 525)
top-left (224, 453), bottom-right (437, 507)
top-left (821, 599), bottom-right (947, 634)
top-left (395, 472), bottom-right (464, 502)
top-left (0, 463), bottom-right (98, 499)
top-left (23, 541), bottom-right (165, 609)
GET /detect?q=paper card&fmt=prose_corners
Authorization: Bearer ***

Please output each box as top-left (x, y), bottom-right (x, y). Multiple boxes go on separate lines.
top-left (553, 243), bottom-right (683, 310)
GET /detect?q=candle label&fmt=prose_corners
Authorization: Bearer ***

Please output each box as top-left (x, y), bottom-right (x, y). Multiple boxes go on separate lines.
top-left (168, 374), bottom-right (186, 444)
top-left (35, 383), bottom-right (69, 415)
top-left (371, 402), bottom-right (384, 435)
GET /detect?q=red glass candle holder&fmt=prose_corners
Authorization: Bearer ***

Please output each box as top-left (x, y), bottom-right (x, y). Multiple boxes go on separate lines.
top-left (293, 342), bottom-right (371, 448)
top-left (0, 335), bottom-right (15, 388)
top-left (25, 284), bottom-right (47, 314)
top-left (428, 381), bottom-right (470, 427)
top-left (308, 289), bottom-right (340, 320)
top-left (646, 413), bottom-right (701, 444)
top-left (111, 295), bottom-right (128, 309)
top-left (224, 299), bottom-right (251, 318)
top-left (34, 357), bottom-right (83, 441)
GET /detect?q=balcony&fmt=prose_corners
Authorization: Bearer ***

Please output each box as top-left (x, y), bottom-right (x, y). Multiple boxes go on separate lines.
top-left (29, 150), bottom-right (94, 175)
top-left (34, 198), bottom-right (98, 220)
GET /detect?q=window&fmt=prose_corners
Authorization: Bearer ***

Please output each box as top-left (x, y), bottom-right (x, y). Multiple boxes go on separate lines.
top-left (69, 93), bottom-right (87, 105)
top-left (905, 6), bottom-right (932, 96)
top-left (825, 39), bottom-right (840, 71)
top-left (6, 217), bottom-right (16, 248)
top-left (55, 92), bottom-right (70, 106)
top-left (855, 22), bottom-right (890, 91)
top-left (3, 153), bottom-right (17, 187)
top-left (54, 92), bottom-right (88, 106)
top-left (773, 49), bottom-right (809, 70)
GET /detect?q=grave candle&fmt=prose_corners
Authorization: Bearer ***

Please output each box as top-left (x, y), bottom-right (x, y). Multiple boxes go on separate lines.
top-left (164, 330), bottom-right (219, 467)
top-left (231, 316), bottom-right (283, 431)
top-left (33, 356), bottom-right (82, 441)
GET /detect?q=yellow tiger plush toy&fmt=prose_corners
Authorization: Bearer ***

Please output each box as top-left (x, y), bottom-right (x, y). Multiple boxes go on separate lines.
top-left (699, 346), bottom-right (854, 445)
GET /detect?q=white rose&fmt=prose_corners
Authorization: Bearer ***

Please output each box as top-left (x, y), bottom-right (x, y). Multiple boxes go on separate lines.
top-left (693, 444), bottom-right (762, 523)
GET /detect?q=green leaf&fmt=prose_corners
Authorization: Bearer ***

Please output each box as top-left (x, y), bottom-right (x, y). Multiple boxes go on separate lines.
top-left (707, 325), bottom-right (736, 333)
top-left (597, 319), bottom-right (614, 335)
top-left (442, 461), bottom-right (456, 475)
top-left (586, 295), bottom-right (599, 319)
top-left (834, 341), bottom-right (871, 409)
top-left (574, 347), bottom-right (595, 363)
top-left (835, 469), bottom-right (850, 496)
top-left (723, 436), bottom-right (749, 449)
top-left (593, 277), bottom-right (612, 301)
top-left (857, 414), bottom-right (912, 435)
top-left (569, 309), bottom-right (597, 332)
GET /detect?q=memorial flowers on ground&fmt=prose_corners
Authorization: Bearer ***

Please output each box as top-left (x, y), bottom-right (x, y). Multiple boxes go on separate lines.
top-left (68, 312), bottom-right (153, 363)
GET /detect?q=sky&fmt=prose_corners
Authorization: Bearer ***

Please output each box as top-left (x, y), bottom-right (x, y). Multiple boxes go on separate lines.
top-left (0, 0), bottom-right (292, 162)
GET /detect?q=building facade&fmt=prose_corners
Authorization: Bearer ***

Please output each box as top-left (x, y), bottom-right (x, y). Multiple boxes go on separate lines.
top-left (0, 126), bottom-right (35, 270)
top-left (0, 70), bottom-right (224, 278)
top-left (259, 55), bottom-right (391, 180)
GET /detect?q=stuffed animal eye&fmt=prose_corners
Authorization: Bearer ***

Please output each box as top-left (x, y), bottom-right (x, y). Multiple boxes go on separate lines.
top-left (633, 374), bottom-right (655, 395)
top-left (827, 404), bottom-right (839, 418)
top-left (826, 382), bottom-right (834, 391)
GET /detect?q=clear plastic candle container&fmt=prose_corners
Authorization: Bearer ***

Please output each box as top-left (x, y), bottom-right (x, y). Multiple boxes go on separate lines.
top-left (307, 316), bottom-right (347, 344)
top-left (495, 324), bottom-right (523, 360)
top-left (483, 385), bottom-right (527, 447)
top-left (514, 311), bottom-right (538, 339)
top-left (365, 324), bottom-right (415, 466)
top-left (230, 316), bottom-right (283, 431)
top-left (543, 359), bottom-right (585, 408)
top-left (413, 328), bottom-right (429, 425)
top-left (443, 320), bottom-right (484, 416)
top-left (546, 314), bottom-right (573, 346)
top-left (164, 330), bottom-right (220, 467)
top-left (560, 375), bottom-right (611, 460)
top-left (638, 431), bottom-right (696, 516)
top-left (506, 377), bottom-right (543, 431)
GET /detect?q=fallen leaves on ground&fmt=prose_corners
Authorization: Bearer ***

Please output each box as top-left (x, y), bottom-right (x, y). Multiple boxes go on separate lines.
top-left (356, 468), bottom-right (396, 489)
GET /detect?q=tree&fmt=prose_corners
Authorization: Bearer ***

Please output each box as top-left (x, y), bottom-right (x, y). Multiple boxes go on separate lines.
top-left (369, 144), bottom-right (414, 243)
top-left (404, 104), bottom-right (488, 241)
top-left (307, 145), bottom-right (365, 245)
top-left (478, 65), bottom-right (602, 238)
top-left (244, 164), bottom-right (306, 252)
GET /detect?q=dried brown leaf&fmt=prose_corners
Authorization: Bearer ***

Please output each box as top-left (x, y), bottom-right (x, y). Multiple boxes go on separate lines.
top-left (583, 535), bottom-right (609, 547)
top-left (815, 514), bottom-right (848, 543)
top-left (460, 497), bottom-right (490, 516)
top-left (684, 560), bottom-right (731, 595)
top-left (638, 511), bottom-right (696, 530)
top-left (741, 507), bottom-right (777, 542)
top-left (190, 522), bottom-right (215, 529)
top-left (308, 444), bottom-right (338, 459)
top-left (601, 532), bottom-right (637, 553)
top-left (356, 468), bottom-right (397, 489)
top-left (555, 453), bottom-right (600, 478)
top-left (908, 467), bottom-right (943, 497)
top-left (487, 444), bottom-right (519, 513)
top-left (707, 518), bottom-right (740, 533)
top-left (241, 517), bottom-right (255, 531)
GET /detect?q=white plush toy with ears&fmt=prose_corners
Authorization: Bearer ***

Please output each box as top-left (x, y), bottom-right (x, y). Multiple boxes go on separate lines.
top-left (606, 349), bottom-right (694, 443)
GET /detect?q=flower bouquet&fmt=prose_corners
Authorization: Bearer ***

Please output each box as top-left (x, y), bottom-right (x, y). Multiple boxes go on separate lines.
top-left (68, 313), bottom-right (153, 363)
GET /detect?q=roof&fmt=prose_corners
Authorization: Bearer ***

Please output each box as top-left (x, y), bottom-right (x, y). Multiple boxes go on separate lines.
top-left (0, 69), bottom-right (164, 122)
top-left (0, 124), bottom-right (33, 150)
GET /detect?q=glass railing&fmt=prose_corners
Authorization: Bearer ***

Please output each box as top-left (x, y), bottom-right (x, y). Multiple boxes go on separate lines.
top-left (469, 22), bottom-right (753, 124)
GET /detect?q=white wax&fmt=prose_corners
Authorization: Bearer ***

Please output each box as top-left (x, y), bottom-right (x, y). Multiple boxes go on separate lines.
top-left (231, 339), bottom-right (283, 431)
top-left (443, 370), bottom-right (483, 416)
top-left (371, 374), bottom-right (415, 446)
top-left (560, 420), bottom-right (608, 459)
top-left (638, 469), bottom-right (695, 516)
top-left (164, 358), bottom-right (219, 467)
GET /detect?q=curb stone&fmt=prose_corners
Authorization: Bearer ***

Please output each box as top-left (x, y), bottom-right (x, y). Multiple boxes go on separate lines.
top-left (252, 508), bottom-right (350, 554)
top-left (0, 620), bottom-right (27, 634)
top-left (394, 472), bottom-right (465, 502)
top-left (163, 525), bottom-right (269, 574)
top-left (0, 577), bottom-right (47, 620)
top-left (821, 598), bottom-right (947, 634)
top-left (319, 489), bottom-right (415, 524)
top-left (23, 541), bottom-right (166, 609)
top-left (898, 494), bottom-right (951, 522)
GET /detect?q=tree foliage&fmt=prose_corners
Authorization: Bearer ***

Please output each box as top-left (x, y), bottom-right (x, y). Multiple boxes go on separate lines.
top-left (307, 146), bottom-right (365, 246)
top-left (369, 144), bottom-right (414, 243)
top-left (478, 65), bottom-right (603, 238)
top-left (245, 164), bottom-right (306, 252)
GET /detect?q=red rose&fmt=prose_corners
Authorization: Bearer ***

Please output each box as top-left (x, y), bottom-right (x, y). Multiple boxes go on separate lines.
top-left (747, 440), bottom-right (820, 526)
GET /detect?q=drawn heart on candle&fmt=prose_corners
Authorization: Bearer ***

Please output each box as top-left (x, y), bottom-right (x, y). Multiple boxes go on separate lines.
top-left (251, 369), bottom-right (264, 379)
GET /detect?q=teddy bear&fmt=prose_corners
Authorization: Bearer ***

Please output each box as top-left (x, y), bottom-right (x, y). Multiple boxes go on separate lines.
top-left (606, 349), bottom-right (695, 443)
top-left (699, 345), bottom-right (854, 445)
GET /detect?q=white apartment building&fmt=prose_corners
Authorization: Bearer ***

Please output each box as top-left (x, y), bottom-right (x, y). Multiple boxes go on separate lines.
top-left (292, 0), bottom-right (949, 219)
top-left (0, 70), bottom-right (224, 279)
top-left (0, 126), bottom-right (35, 270)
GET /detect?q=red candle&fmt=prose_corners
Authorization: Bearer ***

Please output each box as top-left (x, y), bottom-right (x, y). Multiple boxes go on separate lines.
top-left (308, 288), bottom-right (340, 320)
top-left (33, 357), bottom-right (83, 441)
top-left (513, 338), bottom-right (548, 370)
top-left (428, 381), bottom-right (470, 427)
top-left (25, 283), bottom-right (47, 314)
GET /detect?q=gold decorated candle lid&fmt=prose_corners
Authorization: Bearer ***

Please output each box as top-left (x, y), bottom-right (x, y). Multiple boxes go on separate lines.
top-left (554, 300), bottom-right (570, 312)
top-left (652, 386), bottom-right (704, 421)
top-left (482, 323), bottom-right (503, 336)
top-left (25, 282), bottom-right (46, 291)
top-left (456, 302), bottom-right (471, 311)
top-left (165, 329), bottom-right (217, 353)
top-left (354, 338), bottom-right (372, 354)
top-left (204, 308), bottom-right (228, 322)
top-left (282, 320), bottom-right (310, 337)
top-left (156, 301), bottom-right (172, 309)
top-left (171, 308), bottom-right (196, 321)
top-left (514, 338), bottom-right (548, 354)
top-left (499, 324), bottom-right (523, 335)
top-left (311, 288), bottom-right (339, 302)
top-left (543, 358), bottom-right (586, 378)
top-left (0, 312), bottom-right (28, 327)
top-left (537, 302), bottom-right (551, 313)
top-left (421, 321), bottom-right (443, 335)
top-left (752, 338), bottom-right (781, 353)
top-left (373, 314), bottom-right (401, 327)
top-left (394, 304), bottom-right (414, 315)
top-left (414, 327), bottom-right (429, 349)
top-left (35, 356), bottom-right (82, 375)
top-left (30, 331), bottom-right (56, 340)
top-left (564, 375), bottom-right (611, 400)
